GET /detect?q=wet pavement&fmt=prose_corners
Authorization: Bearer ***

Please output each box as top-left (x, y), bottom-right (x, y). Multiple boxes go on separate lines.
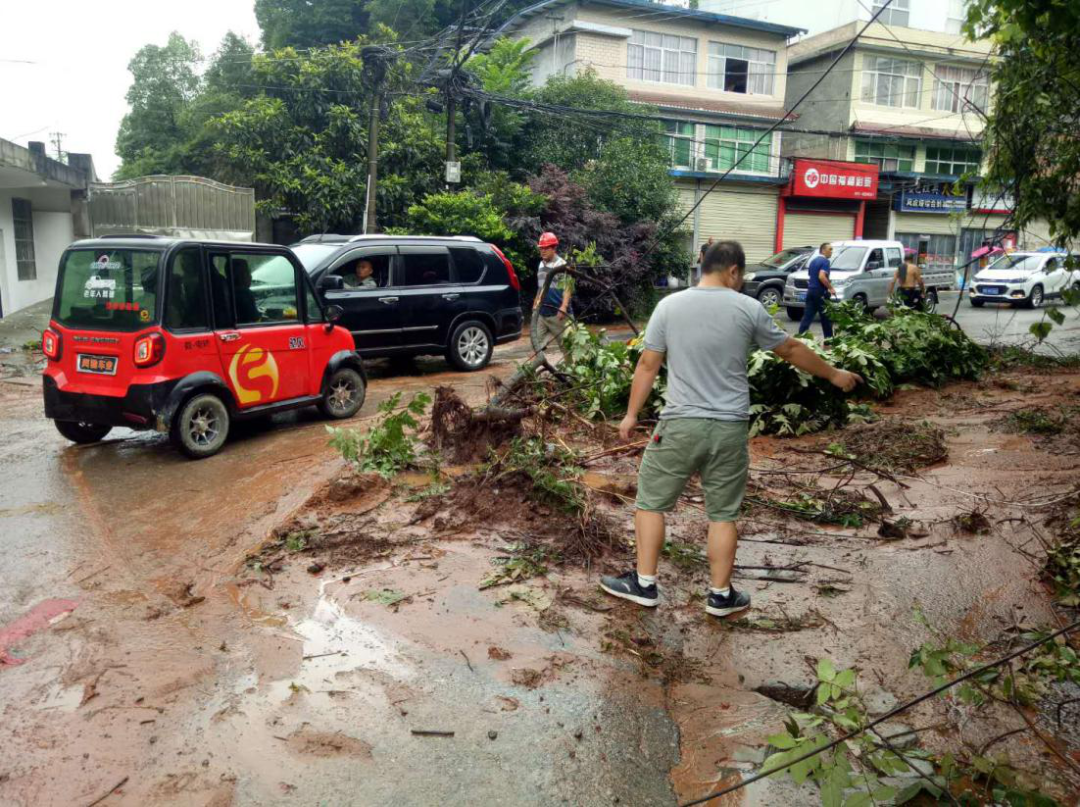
top-left (3, 311), bottom-right (1080, 805)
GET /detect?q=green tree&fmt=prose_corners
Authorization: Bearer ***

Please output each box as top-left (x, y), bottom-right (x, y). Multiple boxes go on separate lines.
top-left (209, 41), bottom-right (444, 233)
top-left (114, 33), bottom-right (202, 179)
top-left (462, 37), bottom-right (537, 170)
top-left (255, 0), bottom-right (370, 50)
top-left (966, 0), bottom-right (1080, 245)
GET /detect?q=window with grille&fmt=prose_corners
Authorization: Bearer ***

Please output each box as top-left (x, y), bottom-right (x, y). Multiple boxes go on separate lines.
top-left (924, 145), bottom-right (981, 175)
top-left (706, 42), bottom-right (776, 95)
top-left (854, 140), bottom-right (916, 172)
top-left (12, 198), bottom-right (36, 281)
top-left (861, 55), bottom-right (922, 107)
top-left (703, 125), bottom-right (771, 173)
top-left (873, 0), bottom-right (910, 27)
top-left (627, 30), bottom-right (697, 86)
top-left (931, 64), bottom-right (989, 113)
top-left (663, 120), bottom-right (695, 168)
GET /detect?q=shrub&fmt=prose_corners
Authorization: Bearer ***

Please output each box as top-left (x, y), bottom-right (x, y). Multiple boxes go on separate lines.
top-left (327, 391), bottom-right (430, 478)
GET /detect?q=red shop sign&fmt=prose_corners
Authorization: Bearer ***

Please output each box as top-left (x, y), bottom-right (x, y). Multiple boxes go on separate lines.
top-left (789, 159), bottom-right (879, 200)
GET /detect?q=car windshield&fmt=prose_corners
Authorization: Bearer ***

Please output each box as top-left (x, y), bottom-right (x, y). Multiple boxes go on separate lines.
top-left (292, 243), bottom-right (341, 272)
top-left (985, 254), bottom-right (1052, 273)
top-left (54, 248), bottom-right (161, 331)
top-left (829, 246), bottom-right (868, 271)
top-left (762, 248), bottom-right (806, 268)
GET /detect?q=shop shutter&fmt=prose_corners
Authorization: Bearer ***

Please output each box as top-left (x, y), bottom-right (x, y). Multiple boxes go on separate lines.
top-left (782, 212), bottom-right (855, 250)
top-left (696, 187), bottom-right (778, 264)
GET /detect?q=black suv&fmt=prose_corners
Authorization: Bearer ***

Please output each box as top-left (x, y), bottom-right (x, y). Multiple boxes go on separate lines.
top-left (740, 246), bottom-right (814, 308)
top-left (291, 235), bottom-right (523, 371)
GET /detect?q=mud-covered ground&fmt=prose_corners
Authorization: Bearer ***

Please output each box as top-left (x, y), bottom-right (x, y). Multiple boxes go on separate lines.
top-left (2, 341), bottom-right (1080, 806)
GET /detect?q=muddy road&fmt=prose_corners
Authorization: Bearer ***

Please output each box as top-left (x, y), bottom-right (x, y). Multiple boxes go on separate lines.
top-left (2, 337), bottom-right (1080, 806)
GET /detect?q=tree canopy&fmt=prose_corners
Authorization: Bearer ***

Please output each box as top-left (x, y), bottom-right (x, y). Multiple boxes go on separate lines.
top-left (967, 0), bottom-right (1080, 245)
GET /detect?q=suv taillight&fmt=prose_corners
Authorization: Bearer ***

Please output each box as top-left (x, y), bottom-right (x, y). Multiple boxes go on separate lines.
top-left (133, 332), bottom-right (166, 367)
top-left (42, 329), bottom-right (61, 361)
top-left (491, 246), bottom-right (521, 291)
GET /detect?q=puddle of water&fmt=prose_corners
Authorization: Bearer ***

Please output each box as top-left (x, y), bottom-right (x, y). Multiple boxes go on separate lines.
top-left (32, 680), bottom-right (85, 713)
top-left (264, 595), bottom-right (412, 701)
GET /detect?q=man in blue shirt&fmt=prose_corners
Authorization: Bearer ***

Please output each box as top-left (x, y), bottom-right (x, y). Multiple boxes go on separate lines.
top-left (798, 242), bottom-right (837, 339)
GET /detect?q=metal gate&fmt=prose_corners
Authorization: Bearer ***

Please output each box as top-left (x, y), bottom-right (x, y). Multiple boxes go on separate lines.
top-left (782, 212), bottom-right (855, 250)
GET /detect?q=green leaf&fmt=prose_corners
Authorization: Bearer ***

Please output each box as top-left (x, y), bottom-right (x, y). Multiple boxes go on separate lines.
top-left (817, 658), bottom-right (837, 682)
top-left (1029, 321), bottom-right (1053, 342)
top-left (767, 732), bottom-right (797, 750)
top-left (817, 683), bottom-right (832, 706)
top-left (1047, 307), bottom-right (1066, 326)
top-left (834, 668), bottom-right (856, 689)
top-left (843, 792), bottom-right (872, 807)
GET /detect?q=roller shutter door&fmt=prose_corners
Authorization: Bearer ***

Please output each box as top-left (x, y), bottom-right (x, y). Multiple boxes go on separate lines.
top-left (697, 187), bottom-right (778, 264)
top-left (782, 212), bottom-right (855, 250)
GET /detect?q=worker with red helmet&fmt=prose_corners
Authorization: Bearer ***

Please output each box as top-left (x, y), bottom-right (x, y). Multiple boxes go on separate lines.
top-left (533, 232), bottom-right (574, 353)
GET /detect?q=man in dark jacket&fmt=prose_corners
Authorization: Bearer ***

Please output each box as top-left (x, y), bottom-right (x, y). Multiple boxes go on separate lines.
top-left (798, 243), bottom-right (837, 339)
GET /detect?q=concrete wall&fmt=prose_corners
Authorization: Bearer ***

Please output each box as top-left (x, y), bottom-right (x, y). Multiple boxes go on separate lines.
top-left (0, 187), bottom-right (76, 316)
top-left (782, 50), bottom-right (858, 161)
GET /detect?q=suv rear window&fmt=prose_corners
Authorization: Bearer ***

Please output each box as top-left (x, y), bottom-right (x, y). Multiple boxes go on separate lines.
top-left (55, 248), bottom-right (160, 331)
top-left (450, 247), bottom-right (487, 284)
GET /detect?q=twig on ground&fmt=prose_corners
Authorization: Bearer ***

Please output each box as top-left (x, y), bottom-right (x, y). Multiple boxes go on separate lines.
top-left (84, 777), bottom-right (130, 807)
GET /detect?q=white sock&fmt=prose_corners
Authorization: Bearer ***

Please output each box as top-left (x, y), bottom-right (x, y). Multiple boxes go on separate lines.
top-left (637, 573), bottom-right (657, 589)
top-left (710, 586), bottom-right (731, 598)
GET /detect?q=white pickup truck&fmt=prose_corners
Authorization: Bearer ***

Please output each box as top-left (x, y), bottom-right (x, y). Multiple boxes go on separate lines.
top-left (783, 239), bottom-right (954, 319)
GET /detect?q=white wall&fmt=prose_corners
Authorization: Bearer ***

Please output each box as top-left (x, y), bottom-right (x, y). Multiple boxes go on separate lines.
top-left (703, 0), bottom-right (966, 37)
top-left (0, 188), bottom-right (75, 316)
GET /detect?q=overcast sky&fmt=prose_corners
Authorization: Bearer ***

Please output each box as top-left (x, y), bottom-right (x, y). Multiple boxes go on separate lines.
top-left (0, 0), bottom-right (261, 180)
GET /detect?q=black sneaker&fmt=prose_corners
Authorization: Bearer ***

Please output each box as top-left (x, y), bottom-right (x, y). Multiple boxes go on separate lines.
top-left (706, 587), bottom-right (750, 617)
top-left (600, 571), bottom-right (659, 607)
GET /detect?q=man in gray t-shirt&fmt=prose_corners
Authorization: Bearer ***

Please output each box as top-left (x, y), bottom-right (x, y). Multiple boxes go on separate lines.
top-left (601, 240), bottom-right (861, 618)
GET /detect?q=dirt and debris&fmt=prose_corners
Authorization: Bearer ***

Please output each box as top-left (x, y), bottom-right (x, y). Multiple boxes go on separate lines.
top-left (835, 419), bottom-right (949, 473)
top-left (953, 507), bottom-right (993, 535)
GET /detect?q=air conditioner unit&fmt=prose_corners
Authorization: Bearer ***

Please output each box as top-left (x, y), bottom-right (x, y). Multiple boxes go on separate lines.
top-left (695, 157), bottom-right (710, 171)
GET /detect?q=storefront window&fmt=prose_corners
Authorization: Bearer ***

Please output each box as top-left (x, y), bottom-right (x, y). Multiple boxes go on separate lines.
top-left (924, 145), bottom-right (981, 176)
top-left (855, 140), bottom-right (916, 172)
top-left (703, 125), bottom-right (771, 173)
top-left (663, 120), bottom-right (695, 169)
top-left (895, 233), bottom-right (958, 269)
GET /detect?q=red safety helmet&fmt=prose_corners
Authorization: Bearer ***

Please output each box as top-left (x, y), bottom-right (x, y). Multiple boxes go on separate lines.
top-left (537, 232), bottom-right (559, 248)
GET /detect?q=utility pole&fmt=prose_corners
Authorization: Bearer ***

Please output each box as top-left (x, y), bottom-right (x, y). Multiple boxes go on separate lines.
top-left (361, 47), bottom-right (387, 235)
top-left (444, 0), bottom-right (468, 189)
top-left (49, 131), bottom-right (66, 163)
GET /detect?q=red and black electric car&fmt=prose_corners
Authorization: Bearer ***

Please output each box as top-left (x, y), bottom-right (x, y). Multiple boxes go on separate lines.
top-left (42, 236), bottom-right (366, 458)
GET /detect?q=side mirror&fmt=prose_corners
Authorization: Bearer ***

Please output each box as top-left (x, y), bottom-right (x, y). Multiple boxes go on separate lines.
top-left (319, 274), bottom-right (344, 291)
top-left (866, 261), bottom-right (882, 271)
top-left (325, 304), bottom-right (344, 324)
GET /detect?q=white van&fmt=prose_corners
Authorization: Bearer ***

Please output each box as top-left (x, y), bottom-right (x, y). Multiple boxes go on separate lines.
top-left (969, 251), bottom-right (1079, 308)
top-left (783, 240), bottom-right (904, 320)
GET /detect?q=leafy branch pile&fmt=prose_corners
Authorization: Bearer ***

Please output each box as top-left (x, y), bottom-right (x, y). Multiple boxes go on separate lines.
top-left (327, 391), bottom-right (431, 478)
top-left (551, 304), bottom-right (988, 438)
top-left (763, 656), bottom-right (1067, 805)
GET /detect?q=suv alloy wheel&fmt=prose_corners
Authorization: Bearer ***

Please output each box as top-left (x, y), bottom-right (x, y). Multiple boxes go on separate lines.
top-left (757, 286), bottom-right (782, 308)
top-left (447, 320), bottom-right (493, 371)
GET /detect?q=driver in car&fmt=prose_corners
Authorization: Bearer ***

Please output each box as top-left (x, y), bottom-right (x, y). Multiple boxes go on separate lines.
top-left (234, 260), bottom-right (261, 323)
top-left (344, 259), bottom-right (377, 289)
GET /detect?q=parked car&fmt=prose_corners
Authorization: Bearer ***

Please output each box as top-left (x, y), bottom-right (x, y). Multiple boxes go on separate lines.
top-left (969, 251), bottom-right (1079, 308)
top-left (740, 246), bottom-right (814, 308)
top-left (783, 239), bottom-right (954, 319)
top-left (292, 235), bottom-right (523, 371)
top-left (43, 236), bottom-right (365, 459)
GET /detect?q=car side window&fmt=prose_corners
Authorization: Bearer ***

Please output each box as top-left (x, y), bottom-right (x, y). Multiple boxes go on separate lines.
top-left (867, 248), bottom-right (884, 269)
top-left (450, 247), bottom-right (487, 284)
top-left (399, 248), bottom-right (452, 286)
top-left (332, 251), bottom-right (393, 289)
top-left (209, 253), bottom-right (235, 329)
top-left (164, 247), bottom-right (209, 331)
top-left (232, 253), bottom-right (299, 327)
top-left (304, 277), bottom-right (324, 323)
top-left (886, 248), bottom-right (902, 268)
top-left (1044, 258), bottom-right (1058, 273)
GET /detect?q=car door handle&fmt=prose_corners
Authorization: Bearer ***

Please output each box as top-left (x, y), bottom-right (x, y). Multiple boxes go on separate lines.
top-left (442, 293), bottom-right (460, 301)
top-left (219, 332), bottom-right (241, 342)
top-left (379, 296), bottom-right (399, 304)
